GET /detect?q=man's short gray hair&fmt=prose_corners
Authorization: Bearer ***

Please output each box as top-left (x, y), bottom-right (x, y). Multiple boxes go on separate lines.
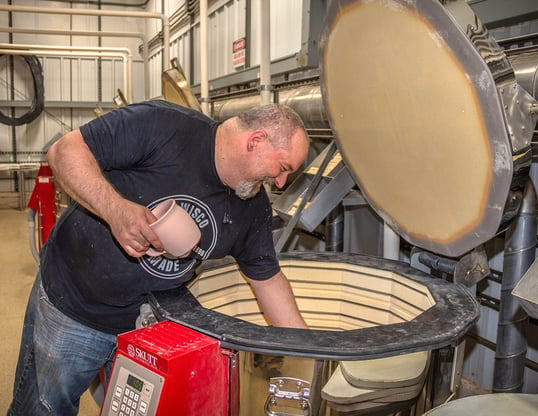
top-left (237, 104), bottom-right (306, 148)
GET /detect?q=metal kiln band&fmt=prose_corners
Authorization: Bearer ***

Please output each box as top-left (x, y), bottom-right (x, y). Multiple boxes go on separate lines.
top-left (148, 252), bottom-right (479, 360)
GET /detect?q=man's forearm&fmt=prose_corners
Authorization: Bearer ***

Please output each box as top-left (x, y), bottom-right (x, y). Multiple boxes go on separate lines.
top-left (247, 271), bottom-right (308, 329)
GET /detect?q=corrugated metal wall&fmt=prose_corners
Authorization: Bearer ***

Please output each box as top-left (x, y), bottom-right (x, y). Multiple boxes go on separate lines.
top-left (0, 0), bottom-right (151, 174)
top-left (149, 0), bottom-right (304, 92)
top-left (0, 0), bottom-right (308, 196)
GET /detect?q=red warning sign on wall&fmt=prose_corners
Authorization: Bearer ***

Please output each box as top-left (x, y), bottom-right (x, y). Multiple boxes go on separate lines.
top-left (232, 37), bottom-right (246, 69)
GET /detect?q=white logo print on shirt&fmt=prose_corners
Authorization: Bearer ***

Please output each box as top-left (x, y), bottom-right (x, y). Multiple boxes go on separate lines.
top-left (139, 195), bottom-right (217, 280)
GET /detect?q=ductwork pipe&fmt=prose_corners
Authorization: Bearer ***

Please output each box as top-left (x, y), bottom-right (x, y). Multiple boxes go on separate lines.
top-left (212, 84), bottom-right (328, 129)
top-left (493, 180), bottom-right (536, 392)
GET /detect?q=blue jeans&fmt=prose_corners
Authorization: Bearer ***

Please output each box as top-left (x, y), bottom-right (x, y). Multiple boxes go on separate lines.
top-left (8, 274), bottom-right (117, 416)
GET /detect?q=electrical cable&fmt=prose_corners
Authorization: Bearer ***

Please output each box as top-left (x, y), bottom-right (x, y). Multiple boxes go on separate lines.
top-left (0, 55), bottom-right (45, 126)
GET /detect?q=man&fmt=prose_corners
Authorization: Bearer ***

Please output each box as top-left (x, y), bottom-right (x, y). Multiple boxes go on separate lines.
top-left (9, 100), bottom-right (309, 415)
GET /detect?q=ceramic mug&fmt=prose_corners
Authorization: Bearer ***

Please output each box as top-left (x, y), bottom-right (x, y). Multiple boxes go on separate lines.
top-left (146, 199), bottom-right (201, 258)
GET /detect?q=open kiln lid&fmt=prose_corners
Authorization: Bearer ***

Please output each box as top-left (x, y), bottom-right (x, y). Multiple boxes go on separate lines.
top-left (319, 0), bottom-right (534, 257)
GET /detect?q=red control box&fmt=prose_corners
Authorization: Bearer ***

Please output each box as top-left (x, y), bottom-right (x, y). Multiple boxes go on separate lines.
top-left (102, 321), bottom-right (237, 416)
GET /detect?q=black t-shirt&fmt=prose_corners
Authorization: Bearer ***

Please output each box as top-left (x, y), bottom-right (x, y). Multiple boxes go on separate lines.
top-left (41, 100), bottom-right (279, 334)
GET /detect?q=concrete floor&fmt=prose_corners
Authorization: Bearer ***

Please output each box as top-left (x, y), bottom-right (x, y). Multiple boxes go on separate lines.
top-left (0, 208), bottom-right (100, 415)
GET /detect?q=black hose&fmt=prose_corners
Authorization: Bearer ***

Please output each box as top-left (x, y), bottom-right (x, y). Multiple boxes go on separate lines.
top-left (0, 55), bottom-right (45, 126)
top-left (418, 251), bottom-right (458, 275)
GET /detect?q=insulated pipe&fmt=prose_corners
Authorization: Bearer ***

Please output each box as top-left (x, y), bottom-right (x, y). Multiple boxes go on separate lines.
top-left (0, 26), bottom-right (149, 100)
top-left (0, 4), bottom-right (169, 93)
top-left (278, 85), bottom-right (327, 128)
top-left (0, 43), bottom-right (133, 101)
top-left (259, 0), bottom-right (271, 106)
top-left (212, 84), bottom-right (328, 128)
top-left (493, 180), bottom-right (536, 393)
top-left (0, 48), bottom-right (132, 101)
top-left (200, 0), bottom-right (209, 115)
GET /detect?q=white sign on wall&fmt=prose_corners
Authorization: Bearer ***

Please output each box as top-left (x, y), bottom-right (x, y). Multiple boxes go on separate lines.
top-left (232, 38), bottom-right (246, 69)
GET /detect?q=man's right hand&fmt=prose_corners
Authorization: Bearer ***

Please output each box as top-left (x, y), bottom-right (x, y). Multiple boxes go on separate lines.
top-left (105, 199), bottom-right (164, 258)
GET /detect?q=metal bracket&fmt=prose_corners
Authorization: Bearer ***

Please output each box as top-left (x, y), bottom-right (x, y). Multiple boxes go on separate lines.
top-left (499, 82), bottom-right (537, 153)
top-left (454, 245), bottom-right (490, 286)
top-left (136, 303), bottom-right (158, 328)
top-left (265, 377), bottom-right (311, 416)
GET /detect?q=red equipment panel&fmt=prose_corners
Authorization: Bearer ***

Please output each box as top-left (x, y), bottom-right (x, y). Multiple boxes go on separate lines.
top-left (102, 321), bottom-right (236, 416)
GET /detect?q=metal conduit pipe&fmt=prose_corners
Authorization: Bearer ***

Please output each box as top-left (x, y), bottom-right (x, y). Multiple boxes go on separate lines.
top-left (200, 0), bottom-right (209, 115)
top-left (0, 27), bottom-right (150, 100)
top-left (493, 180), bottom-right (536, 393)
top-left (259, 0), bottom-right (271, 106)
top-left (0, 4), bottom-right (170, 93)
top-left (1, 43), bottom-right (133, 102)
top-left (0, 46), bottom-right (133, 102)
top-left (0, 43), bottom-right (133, 102)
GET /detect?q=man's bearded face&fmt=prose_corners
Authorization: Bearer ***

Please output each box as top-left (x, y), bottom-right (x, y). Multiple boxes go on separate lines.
top-left (235, 176), bottom-right (275, 200)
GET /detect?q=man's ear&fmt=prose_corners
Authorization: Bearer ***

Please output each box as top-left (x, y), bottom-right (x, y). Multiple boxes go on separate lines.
top-left (246, 129), bottom-right (267, 151)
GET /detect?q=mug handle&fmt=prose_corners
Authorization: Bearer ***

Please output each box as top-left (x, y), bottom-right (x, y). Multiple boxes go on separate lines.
top-left (146, 247), bottom-right (165, 257)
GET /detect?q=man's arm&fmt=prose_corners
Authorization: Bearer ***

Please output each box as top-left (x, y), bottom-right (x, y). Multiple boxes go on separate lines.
top-left (46, 129), bottom-right (163, 257)
top-left (246, 270), bottom-right (308, 329)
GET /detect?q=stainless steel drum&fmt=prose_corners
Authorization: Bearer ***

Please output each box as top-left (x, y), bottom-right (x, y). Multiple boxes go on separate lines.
top-left (319, 0), bottom-right (537, 257)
